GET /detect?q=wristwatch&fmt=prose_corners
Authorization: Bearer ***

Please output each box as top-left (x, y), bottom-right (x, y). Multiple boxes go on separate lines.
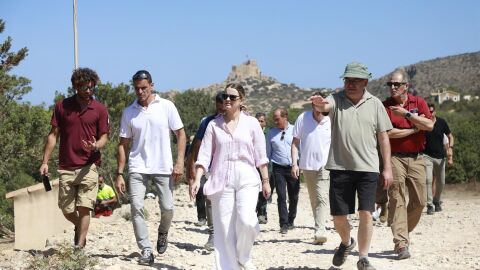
top-left (404, 112), bottom-right (412, 119)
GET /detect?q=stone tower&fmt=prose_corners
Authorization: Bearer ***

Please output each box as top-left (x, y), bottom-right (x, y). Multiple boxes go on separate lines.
top-left (227, 59), bottom-right (261, 81)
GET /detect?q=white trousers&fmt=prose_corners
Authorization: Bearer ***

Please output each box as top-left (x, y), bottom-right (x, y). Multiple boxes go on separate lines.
top-left (209, 161), bottom-right (260, 270)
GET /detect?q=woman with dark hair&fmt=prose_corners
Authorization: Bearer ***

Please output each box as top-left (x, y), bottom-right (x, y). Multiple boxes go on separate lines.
top-left (191, 83), bottom-right (270, 270)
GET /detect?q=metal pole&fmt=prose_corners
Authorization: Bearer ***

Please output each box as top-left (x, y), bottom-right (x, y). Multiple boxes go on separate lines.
top-left (73, 0), bottom-right (78, 69)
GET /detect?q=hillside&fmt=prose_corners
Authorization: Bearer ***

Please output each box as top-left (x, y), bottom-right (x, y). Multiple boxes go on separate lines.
top-left (367, 51), bottom-right (480, 99)
top-left (165, 51), bottom-right (480, 114)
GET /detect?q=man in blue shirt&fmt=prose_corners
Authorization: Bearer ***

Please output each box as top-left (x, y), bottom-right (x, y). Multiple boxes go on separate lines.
top-left (266, 108), bottom-right (299, 234)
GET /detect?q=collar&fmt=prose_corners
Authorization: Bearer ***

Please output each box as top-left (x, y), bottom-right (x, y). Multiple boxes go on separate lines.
top-left (133, 94), bottom-right (160, 108)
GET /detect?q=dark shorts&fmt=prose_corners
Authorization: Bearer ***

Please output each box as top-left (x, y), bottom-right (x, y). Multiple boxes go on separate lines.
top-left (329, 170), bottom-right (378, 216)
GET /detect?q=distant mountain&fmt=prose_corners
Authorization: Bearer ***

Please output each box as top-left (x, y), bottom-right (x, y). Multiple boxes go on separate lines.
top-left (367, 51), bottom-right (480, 99)
top-left (166, 51), bottom-right (480, 113)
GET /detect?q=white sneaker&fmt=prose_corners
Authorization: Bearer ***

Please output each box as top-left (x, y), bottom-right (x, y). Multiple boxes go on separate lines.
top-left (240, 260), bottom-right (257, 270)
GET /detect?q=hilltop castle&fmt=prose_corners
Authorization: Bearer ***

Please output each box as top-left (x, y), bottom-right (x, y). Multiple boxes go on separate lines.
top-left (227, 59), bottom-right (262, 81)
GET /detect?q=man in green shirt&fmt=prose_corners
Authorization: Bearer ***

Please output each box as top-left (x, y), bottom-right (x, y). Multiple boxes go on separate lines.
top-left (94, 175), bottom-right (117, 218)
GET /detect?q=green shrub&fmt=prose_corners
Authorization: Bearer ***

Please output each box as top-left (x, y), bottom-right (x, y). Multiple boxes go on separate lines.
top-left (28, 242), bottom-right (98, 270)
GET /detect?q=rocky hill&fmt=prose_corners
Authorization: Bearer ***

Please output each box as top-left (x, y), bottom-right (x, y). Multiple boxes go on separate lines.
top-left (165, 51), bottom-right (480, 113)
top-left (367, 51), bottom-right (480, 99)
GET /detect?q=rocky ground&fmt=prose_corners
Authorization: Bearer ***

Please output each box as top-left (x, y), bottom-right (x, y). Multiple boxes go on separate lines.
top-left (0, 183), bottom-right (479, 270)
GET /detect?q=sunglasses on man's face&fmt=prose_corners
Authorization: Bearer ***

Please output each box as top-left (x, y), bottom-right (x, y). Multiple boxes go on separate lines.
top-left (222, 94), bottom-right (240, 101)
top-left (77, 85), bottom-right (97, 92)
top-left (386, 82), bottom-right (407, 88)
top-left (280, 131), bottom-right (286, 141)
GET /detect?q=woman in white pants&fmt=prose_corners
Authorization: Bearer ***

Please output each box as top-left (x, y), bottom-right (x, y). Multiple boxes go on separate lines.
top-left (191, 83), bottom-right (271, 270)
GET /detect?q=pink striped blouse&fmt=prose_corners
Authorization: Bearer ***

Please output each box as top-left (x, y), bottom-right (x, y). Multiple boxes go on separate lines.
top-left (195, 112), bottom-right (269, 196)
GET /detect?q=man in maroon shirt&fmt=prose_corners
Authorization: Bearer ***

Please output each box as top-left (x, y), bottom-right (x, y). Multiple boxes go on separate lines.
top-left (383, 68), bottom-right (433, 260)
top-left (39, 68), bottom-right (109, 248)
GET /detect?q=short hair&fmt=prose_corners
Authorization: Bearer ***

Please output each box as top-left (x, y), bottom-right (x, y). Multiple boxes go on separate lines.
top-left (391, 68), bottom-right (409, 84)
top-left (132, 70), bottom-right (153, 83)
top-left (215, 91), bottom-right (223, 103)
top-left (427, 103), bottom-right (436, 109)
top-left (71, 68), bottom-right (99, 87)
top-left (275, 108), bottom-right (288, 118)
top-left (255, 112), bottom-right (266, 119)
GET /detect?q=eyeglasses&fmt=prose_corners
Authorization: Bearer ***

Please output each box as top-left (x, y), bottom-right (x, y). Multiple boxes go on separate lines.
top-left (280, 131), bottom-right (286, 141)
top-left (77, 85), bottom-right (97, 92)
top-left (386, 82), bottom-right (407, 88)
top-left (221, 94), bottom-right (240, 101)
top-left (343, 78), bottom-right (365, 85)
top-left (132, 71), bottom-right (151, 82)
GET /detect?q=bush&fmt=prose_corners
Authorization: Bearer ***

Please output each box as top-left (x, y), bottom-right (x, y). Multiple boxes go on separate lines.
top-left (28, 242), bottom-right (98, 270)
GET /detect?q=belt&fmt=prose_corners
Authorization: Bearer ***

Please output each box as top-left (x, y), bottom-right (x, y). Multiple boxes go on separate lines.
top-left (392, 152), bottom-right (419, 158)
top-left (272, 163), bottom-right (292, 169)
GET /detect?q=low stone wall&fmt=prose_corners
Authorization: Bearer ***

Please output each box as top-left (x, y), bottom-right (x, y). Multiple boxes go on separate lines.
top-left (6, 179), bottom-right (69, 250)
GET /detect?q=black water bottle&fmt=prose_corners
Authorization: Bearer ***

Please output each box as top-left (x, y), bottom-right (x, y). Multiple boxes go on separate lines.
top-left (42, 175), bottom-right (52, 192)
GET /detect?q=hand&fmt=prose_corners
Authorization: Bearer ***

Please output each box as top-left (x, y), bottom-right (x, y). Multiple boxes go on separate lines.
top-left (310, 95), bottom-right (329, 106)
top-left (389, 106), bottom-right (409, 117)
top-left (82, 136), bottom-right (97, 152)
top-left (172, 162), bottom-right (184, 183)
top-left (189, 179), bottom-right (200, 201)
top-left (291, 165), bottom-right (300, 180)
top-left (381, 167), bottom-right (394, 190)
top-left (447, 157), bottom-right (453, 166)
top-left (39, 163), bottom-right (49, 176)
top-left (262, 181), bottom-right (271, 199)
top-left (115, 175), bottom-right (126, 195)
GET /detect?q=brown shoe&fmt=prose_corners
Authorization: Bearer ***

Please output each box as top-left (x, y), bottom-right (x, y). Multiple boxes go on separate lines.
top-left (397, 247), bottom-right (411, 260)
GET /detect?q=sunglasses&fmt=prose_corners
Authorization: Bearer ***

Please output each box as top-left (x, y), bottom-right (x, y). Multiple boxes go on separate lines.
top-left (343, 78), bottom-right (364, 84)
top-left (77, 85), bottom-right (97, 92)
top-left (386, 82), bottom-right (407, 88)
top-left (280, 131), bottom-right (286, 141)
top-left (222, 94), bottom-right (240, 101)
top-left (132, 71), bottom-right (151, 82)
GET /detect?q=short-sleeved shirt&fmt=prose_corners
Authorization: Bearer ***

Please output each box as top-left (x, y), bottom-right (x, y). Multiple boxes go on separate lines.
top-left (292, 111), bottom-right (331, 170)
top-left (96, 184), bottom-right (116, 201)
top-left (51, 95), bottom-right (109, 170)
top-left (383, 94), bottom-right (432, 153)
top-left (266, 123), bottom-right (294, 166)
top-left (119, 95), bottom-right (184, 174)
top-left (424, 117), bottom-right (451, 158)
top-left (326, 90), bottom-right (392, 173)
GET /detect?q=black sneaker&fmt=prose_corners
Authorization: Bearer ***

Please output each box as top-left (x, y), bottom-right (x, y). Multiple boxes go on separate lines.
top-left (157, 231), bottom-right (168, 254)
top-left (258, 215), bottom-right (268, 224)
top-left (397, 246), bottom-right (411, 260)
top-left (287, 222), bottom-right (294, 230)
top-left (357, 257), bottom-right (376, 270)
top-left (332, 237), bottom-right (356, 266)
top-left (427, 205), bottom-right (434, 215)
top-left (434, 201), bottom-right (442, 212)
top-left (139, 249), bottom-right (154, 266)
top-left (280, 224), bottom-right (288, 234)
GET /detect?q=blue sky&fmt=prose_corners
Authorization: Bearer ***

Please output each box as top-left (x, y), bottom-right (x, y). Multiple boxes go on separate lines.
top-left (1, 0), bottom-right (479, 106)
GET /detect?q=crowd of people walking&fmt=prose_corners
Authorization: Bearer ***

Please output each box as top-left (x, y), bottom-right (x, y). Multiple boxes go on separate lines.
top-left (39, 62), bottom-right (454, 270)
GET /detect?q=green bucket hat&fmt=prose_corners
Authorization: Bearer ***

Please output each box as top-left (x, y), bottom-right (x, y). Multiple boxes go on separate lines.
top-left (339, 62), bottom-right (372, 79)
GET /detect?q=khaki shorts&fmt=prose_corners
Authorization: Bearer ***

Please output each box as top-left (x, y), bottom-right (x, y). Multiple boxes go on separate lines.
top-left (58, 164), bottom-right (98, 214)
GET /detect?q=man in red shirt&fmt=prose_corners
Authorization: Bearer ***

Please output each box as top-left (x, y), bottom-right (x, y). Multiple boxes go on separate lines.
top-left (39, 68), bottom-right (109, 249)
top-left (383, 68), bottom-right (433, 260)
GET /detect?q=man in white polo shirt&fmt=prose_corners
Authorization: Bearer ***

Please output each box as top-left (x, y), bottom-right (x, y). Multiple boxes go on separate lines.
top-left (291, 91), bottom-right (331, 245)
top-left (115, 70), bottom-right (186, 266)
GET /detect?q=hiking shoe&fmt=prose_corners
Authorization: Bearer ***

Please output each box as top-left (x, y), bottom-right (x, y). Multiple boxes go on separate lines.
top-left (204, 231), bottom-right (214, 251)
top-left (157, 231), bottom-right (168, 254)
top-left (396, 247), bottom-right (411, 260)
top-left (280, 224), bottom-right (288, 234)
top-left (287, 222), bottom-right (294, 230)
top-left (427, 205), bottom-right (434, 215)
top-left (194, 218), bottom-right (207, 227)
top-left (434, 201), bottom-right (442, 212)
top-left (332, 237), bottom-right (356, 266)
top-left (357, 257), bottom-right (376, 270)
top-left (139, 249), bottom-right (154, 266)
top-left (379, 204), bottom-right (388, 223)
top-left (258, 215), bottom-right (268, 224)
